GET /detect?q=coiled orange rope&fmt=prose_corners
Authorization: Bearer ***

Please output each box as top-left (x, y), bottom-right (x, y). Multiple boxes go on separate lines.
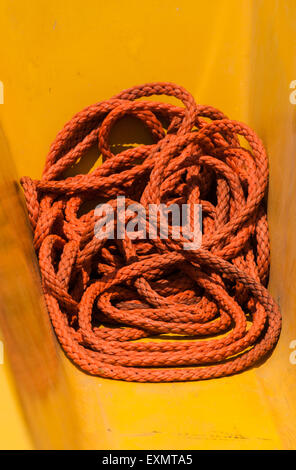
top-left (21, 82), bottom-right (281, 382)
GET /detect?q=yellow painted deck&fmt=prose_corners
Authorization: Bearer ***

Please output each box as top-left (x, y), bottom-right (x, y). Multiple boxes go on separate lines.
top-left (0, 0), bottom-right (295, 449)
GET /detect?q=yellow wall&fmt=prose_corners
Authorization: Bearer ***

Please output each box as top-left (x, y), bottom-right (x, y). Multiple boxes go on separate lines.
top-left (0, 355), bottom-right (32, 449)
top-left (0, 0), bottom-right (295, 449)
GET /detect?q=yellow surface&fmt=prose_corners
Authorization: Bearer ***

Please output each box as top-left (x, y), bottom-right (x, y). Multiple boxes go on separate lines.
top-left (0, 350), bottom-right (32, 449)
top-left (0, 0), bottom-right (295, 449)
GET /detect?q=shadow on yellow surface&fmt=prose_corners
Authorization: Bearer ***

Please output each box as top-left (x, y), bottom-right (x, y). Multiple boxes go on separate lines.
top-left (0, 0), bottom-right (295, 450)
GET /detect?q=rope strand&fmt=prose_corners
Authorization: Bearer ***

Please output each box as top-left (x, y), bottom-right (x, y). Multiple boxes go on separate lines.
top-left (20, 82), bottom-right (281, 382)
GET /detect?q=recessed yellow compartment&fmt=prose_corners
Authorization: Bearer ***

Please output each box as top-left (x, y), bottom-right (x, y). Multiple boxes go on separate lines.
top-left (0, 0), bottom-right (296, 450)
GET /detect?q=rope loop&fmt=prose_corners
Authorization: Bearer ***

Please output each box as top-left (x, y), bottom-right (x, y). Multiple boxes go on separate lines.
top-left (20, 82), bottom-right (281, 382)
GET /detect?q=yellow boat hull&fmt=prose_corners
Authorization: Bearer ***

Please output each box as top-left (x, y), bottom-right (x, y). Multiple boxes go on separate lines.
top-left (0, 0), bottom-right (295, 450)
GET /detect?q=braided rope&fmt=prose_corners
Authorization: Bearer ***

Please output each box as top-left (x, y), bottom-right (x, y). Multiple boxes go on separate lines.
top-left (20, 82), bottom-right (281, 382)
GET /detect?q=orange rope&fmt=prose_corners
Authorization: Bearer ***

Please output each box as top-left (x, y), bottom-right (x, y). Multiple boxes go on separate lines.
top-left (21, 82), bottom-right (281, 382)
